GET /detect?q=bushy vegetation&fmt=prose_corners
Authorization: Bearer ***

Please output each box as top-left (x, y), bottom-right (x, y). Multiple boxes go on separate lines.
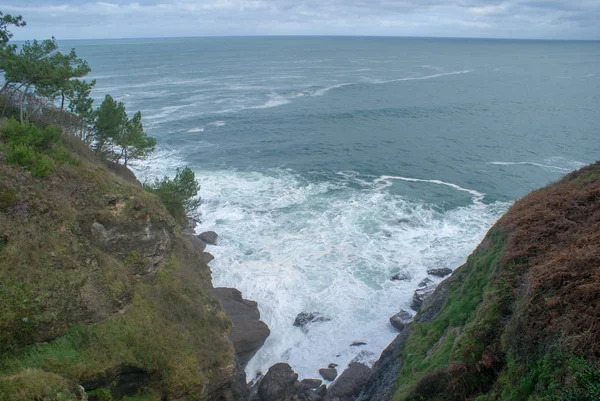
top-left (144, 167), bottom-right (201, 226)
top-left (0, 118), bottom-right (77, 177)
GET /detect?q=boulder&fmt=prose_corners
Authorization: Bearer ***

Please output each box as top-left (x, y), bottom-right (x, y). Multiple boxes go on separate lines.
top-left (301, 379), bottom-right (323, 389)
top-left (350, 341), bottom-right (367, 347)
top-left (318, 368), bottom-right (338, 381)
top-left (328, 363), bottom-right (338, 369)
top-left (412, 279), bottom-right (436, 311)
top-left (327, 362), bottom-right (372, 400)
top-left (427, 268), bottom-right (452, 277)
top-left (391, 272), bottom-right (411, 281)
top-left (390, 309), bottom-right (413, 331)
top-left (212, 288), bottom-right (270, 367)
top-left (198, 231), bottom-right (218, 245)
top-left (294, 312), bottom-right (331, 328)
top-left (258, 363), bottom-right (299, 401)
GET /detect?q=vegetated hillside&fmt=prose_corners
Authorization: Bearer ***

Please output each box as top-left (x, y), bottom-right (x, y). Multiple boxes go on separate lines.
top-left (360, 162), bottom-right (600, 401)
top-left (0, 120), bottom-right (239, 400)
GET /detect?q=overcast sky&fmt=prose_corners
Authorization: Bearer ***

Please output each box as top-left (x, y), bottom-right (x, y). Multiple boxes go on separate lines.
top-left (3, 0), bottom-right (600, 41)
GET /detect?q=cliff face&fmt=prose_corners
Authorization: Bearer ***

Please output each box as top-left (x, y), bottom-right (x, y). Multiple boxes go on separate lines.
top-left (360, 162), bottom-right (600, 401)
top-left (0, 135), bottom-right (244, 400)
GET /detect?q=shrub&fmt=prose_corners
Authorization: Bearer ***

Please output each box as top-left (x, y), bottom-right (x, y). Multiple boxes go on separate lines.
top-left (145, 167), bottom-right (201, 225)
top-left (0, 118), bottom-right (65, 177)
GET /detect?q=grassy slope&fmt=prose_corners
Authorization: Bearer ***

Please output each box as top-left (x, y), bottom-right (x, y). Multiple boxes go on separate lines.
top-left (392, 162), bottom-right (600, 401)
top-left (0, 129), bottom-right (235, 400)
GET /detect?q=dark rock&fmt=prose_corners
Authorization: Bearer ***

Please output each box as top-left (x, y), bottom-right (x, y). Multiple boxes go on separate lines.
top-left (427, 268), bottom-right (453, 277)
top-left (417, 277), bottom-right (434, 288)
top-left (390, 309), bottom-right (413, 331)
top-left (327, 362), bottom-right (371, 399)
top-left (212, 287), bottom-right (270, 367)
top-left (356, 330), bottom-right (410, 401)
top-left (412, 278), bottom-right (436, 311)
top-left (304, 389), bottom-right (322, 401)
top-left (357, 270), bottom-right (455, 401)
top-left (198, 230), bottom-right (218, 245)
top-left (200, 252), bottom-right (214, 263)
top-left (258, 363), bottom-right (299, 401)
top-left (301, 379), bottom-right (323, 389)
top-left (328, 363), bottom-right (338, 369)
top-left (294, 312), bottom-right (331, 328)
top-left (316, 385), bottom-right (327, 398)
top-left (396, 218), bottom-right (411, 224)
top-left (350, 341), bottom-right (367, 347)
top-left (391, 272), bottom-right (411, 281)
top-left (319, 368), bottom-right (338, 381)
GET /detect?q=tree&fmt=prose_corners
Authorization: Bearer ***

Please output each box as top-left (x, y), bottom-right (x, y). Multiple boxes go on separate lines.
top-left (114, 111), bottom-right (156, 166)
top-left (0, 37), bottom-right (92, 122)
top-left (94, 94), bottom-right (127, 155)
top-left (94, 95), bottom-right (156, 165)
top-left (146, 167), bottom-right (201, 225)
top-left (35, 48), bottom-right (91, 110)
top-left (0, 12), bottom-right (25, 47)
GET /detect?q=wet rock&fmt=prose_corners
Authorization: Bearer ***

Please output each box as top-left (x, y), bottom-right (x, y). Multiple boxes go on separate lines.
top-left (391, 272), bottom-right (411, 281)
top-left (301, 379), bottom-right (323, 389)
top-left (390, 309), bottom-right (413, 331)
top-left (327, 362), bottom-right (372, 400)
top-left (294, 312), bottom-right (331, 328)
top-left (427, 267), bottom-right (453, 277)
top-left (328, 363), bottom-right (338, 369)
top-left (319, 368), bottom-right (338, 381)
top-left (412, 279), bottom-right (436, 311)
top-left (316, 385), bottom-right (327, 398)
top-left (418, 277), bottom-right (434, 288)
top-left (212, 288), bottom-right (270, 367)
top-left (258, 363), bottom-right (298, 401)
top-left (350, 341), bottom-right (367, 347)
top-left (198, 230), bottom-right (218, 245)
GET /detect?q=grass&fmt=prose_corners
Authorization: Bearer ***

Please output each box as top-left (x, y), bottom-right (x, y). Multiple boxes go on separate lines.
top-left (393, 229), bottom-right (507, 400)
top-left (390, 161), bottom-right (600, 401)
top-left (0, 124), bottom-right (236, 399)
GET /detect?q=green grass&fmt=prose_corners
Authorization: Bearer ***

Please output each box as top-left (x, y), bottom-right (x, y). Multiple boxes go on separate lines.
top-left (393, 229), bottom-right (507, 400)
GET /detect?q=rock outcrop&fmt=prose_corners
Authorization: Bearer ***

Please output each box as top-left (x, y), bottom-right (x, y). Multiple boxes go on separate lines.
top-left (212, 287), bottom-right (271, 368)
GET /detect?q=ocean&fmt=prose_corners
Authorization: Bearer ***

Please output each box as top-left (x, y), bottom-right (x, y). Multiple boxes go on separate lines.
top-left (63, 36), bottom-right (600, 379)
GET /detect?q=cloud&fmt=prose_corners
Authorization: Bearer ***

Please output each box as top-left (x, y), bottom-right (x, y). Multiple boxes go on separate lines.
top-left (2, 0), bottom-right (599, 40)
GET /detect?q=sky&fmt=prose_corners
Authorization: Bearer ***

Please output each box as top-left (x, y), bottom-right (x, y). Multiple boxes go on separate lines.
top-left (3, 0), bottom-right (600, 41)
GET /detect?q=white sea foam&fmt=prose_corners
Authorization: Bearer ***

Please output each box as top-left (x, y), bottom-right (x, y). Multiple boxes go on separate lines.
top-left (488, 159), bottom-right (584, 173)
top-left (192, 169), bottom-right (508, 379)
top-left (375, 70), bottom-right (472, 85)
top-left (374, 175), bottom-right (486, 205)
top-left (187, 127), bottom-right (205, 133)
top-left (208, 120), bottom-right (226, 127)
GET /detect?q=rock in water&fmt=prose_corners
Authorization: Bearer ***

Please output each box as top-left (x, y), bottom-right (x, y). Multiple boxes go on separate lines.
top-left (351, 341), bottom-right (367, 347)
top-left (301, 378), bottom-right (323, 389)
top-left (427, 267), bottom-right (453, 277)
top-left (293, 312), bottom-right (331, 328)
top-left (258, 363), bottom-right (299, 401)
top-left (318, 368), bottom-right (338, 381)
top-left (212, 287), bottom-right (270, 367)
top-left (390, 309), bottom-right (413, 331)
top-left (198, 230), bottom-right (218, 245)
top-left (327, 362), bottom-right (372, 399)
top-left (411, 285), bottom-right (436, 312)
top-left (391, 272), bottom-right (411, 281)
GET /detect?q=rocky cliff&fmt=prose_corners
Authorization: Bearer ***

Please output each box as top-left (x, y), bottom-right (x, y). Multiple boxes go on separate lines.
top-left (0, 132), bottom-right (267, 400)
top-left (357, 162), bottom-right (600, 401)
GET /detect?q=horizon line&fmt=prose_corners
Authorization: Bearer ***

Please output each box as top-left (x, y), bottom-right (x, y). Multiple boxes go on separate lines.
top-left (14, 34), bottom-right (600, 43)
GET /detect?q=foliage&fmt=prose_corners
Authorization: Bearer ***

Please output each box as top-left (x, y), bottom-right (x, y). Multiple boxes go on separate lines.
top-left (0, 12), bottom-right (25, 48)
top-left (145, 167), bottom-right (201, 225)
top-left (94, 95), bottom-right (156, 165)
top-left (0, 118), bottom-right (67, 177)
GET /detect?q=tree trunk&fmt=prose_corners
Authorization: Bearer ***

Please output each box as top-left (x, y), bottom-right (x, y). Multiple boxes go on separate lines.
top-left (60, 94), bottom-right (65, 111)
top-left (19, 84), bottom-right (31, 123)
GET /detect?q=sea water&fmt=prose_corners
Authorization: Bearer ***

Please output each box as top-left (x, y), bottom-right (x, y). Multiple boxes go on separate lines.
top-left (65, 37), bottom-right (600, 379)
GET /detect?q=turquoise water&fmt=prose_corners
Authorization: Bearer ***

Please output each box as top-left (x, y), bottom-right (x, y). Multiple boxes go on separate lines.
top-left (66, 37), bottom-right (599, 378)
